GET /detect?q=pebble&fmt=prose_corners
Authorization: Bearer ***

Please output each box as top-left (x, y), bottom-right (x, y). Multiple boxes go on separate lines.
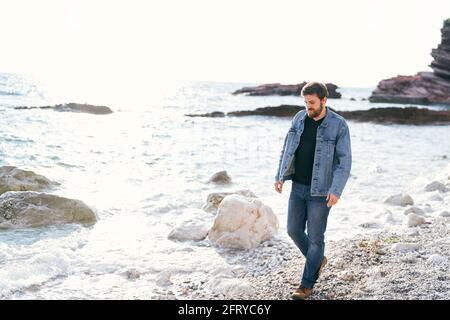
top-left (391, 242), bottom-right (420, 252)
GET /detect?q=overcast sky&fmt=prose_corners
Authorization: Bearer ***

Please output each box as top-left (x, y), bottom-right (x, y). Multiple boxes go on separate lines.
top-left (0, 0), bottom-right (449, 87)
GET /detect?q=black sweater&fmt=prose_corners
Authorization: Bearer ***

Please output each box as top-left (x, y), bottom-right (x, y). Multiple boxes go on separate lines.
top-left (293, 115), bottom-right (324, 185)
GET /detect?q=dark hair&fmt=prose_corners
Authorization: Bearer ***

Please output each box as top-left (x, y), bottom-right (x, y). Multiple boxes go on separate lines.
top-left (300, 82), bottom-right (328, 100)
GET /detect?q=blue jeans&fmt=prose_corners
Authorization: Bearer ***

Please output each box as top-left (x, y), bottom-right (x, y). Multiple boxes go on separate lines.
top-left (287, 181), bottom-right (331, 289)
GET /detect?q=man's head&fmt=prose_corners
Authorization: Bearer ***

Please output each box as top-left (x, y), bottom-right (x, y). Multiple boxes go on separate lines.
top-left (301, 82), bottom-right (328, 119)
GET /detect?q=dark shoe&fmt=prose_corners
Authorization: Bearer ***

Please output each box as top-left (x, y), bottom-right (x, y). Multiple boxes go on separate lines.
top-left (317, 256), bottom-right (328, 279)
top-left (291, 286), bottom-right (313, 300)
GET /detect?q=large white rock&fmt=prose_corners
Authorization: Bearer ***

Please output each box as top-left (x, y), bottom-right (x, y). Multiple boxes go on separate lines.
top-left (0, 191), bottom-right (97, 228)
top-left (425, 181), bottom-right (448, 193)
top-left (208, 194), bottom-right (279, 249)
top-left (202, 189), bottom-right (257, 213)
top-left (0, 166), bottom-right (59, 195)
top-left (406, 213), bottom-right (427, 227)
top-left (168, 217), bottom-right (211, 242)
top-left (384, 193), bottom-right (414, 206)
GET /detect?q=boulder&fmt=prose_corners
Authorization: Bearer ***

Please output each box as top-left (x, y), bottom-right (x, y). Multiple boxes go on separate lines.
top-left (207, 170), bottom-right (232, 184)
top-left (208, 194), bottom-right (279, 249)
top-left (0, 166), bottom-right (59, 195)
top-left (168, 217), bottom-right (211, 242)
top-left (425, 181), bottom-right (448, 193)
top-left (439, 210), bottom-right (450, 217)
top-left (406, 213), bottom-right (426, 227)
top-left (0, 191), bottom-right (97, 228)
top-left (202, 189), bottom-right (257, 213)
top-left (384, 193), bottom-right (414, 206)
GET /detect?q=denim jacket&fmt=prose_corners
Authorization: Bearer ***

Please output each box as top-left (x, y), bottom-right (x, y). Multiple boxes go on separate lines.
top-left (275, 106), bottom-right (352, 197)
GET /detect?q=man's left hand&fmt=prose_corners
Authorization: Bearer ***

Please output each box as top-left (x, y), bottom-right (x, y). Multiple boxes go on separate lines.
top-left (326, 193), bottom-right (339, 207)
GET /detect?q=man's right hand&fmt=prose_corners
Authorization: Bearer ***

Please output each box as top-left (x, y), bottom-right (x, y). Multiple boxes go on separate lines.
top-left (274, 180), bottom-right (283, 193)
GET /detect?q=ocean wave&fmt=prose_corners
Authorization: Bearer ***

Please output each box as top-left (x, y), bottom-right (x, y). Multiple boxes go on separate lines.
top-left (0, 73), bottom-right (43, 98)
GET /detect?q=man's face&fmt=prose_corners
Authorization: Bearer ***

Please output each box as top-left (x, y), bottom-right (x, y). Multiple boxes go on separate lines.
top-left (304, 94), bottom-right (326, 118)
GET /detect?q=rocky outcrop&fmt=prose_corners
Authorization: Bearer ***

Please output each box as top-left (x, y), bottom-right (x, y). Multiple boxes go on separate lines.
top-left (0, 191), bottom-right (97, 228)
top-left (0, 166), bottom-right (59, 195)
top-left (227, 105), bottom-right (302, 117)
top-left (15, 103), bottom-right (113, 115)
top-left (185, 111), bottom-right (225, 117)
top-left (370, 19), bottom-right (450, 106)
top-left (186, 105), bottom-right (450, 124)
top-left (185, 105), bottom-right (301, 118)
top-left (208, 194), bottom-right (279, 249)
top-left (430, 19), bottom-right (450, 79)
top-left (369, 72), bottom-right (450, 105)
top-left (232, 82), bottom-right (341, 98)
top-left (337, 106), bottom-right (450, 124)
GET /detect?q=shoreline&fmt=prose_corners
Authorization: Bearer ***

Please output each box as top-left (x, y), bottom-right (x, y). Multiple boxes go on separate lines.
top-left (162, 213), bottom-right (450, 300)
top-left (238, 216), bottom-right (450, 300)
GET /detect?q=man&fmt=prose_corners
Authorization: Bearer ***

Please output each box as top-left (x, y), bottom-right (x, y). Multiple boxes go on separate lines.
top-left (274, 82), bottom-right (352, 300)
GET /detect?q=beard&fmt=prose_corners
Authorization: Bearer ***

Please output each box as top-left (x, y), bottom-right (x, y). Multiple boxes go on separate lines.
top-left (307, 102), bottom-right (324, 118)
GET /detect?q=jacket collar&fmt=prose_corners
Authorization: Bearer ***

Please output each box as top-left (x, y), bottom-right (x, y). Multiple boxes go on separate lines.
top-left (299, 105), bottom-right (330, 127)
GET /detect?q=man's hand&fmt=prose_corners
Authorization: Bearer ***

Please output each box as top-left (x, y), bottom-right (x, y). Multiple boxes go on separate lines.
top-left (274, 180), bottom-right (283, 193)
top-left (326, 193), bottom-right (339, 207)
